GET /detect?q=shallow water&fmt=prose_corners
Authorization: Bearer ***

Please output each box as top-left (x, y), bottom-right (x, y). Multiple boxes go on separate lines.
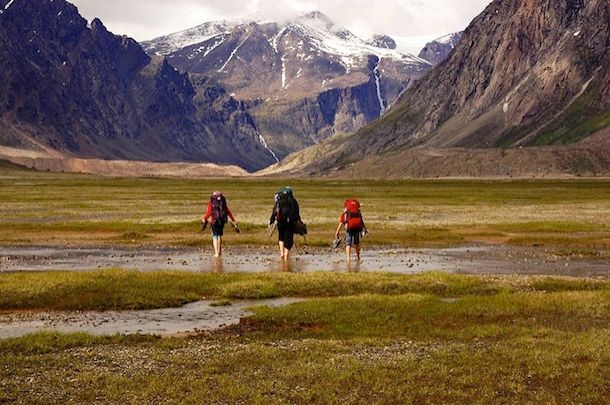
top-left (0, 298), bottom-right (301, 339)
top-left (1, 245), bottom-right (608, 276)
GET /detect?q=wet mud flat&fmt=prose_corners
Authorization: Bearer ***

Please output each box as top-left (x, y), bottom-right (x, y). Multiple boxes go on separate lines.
top-left (1, 245), bottom-right (609, 276)
top-left (0, 298), bottom-right (301, 339)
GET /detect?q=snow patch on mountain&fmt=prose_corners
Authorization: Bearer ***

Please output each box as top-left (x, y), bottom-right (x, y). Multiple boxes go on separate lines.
top-left (142, 21), bottom-right (239, 56)
top-left (144, 12), bottom-right (431, 68)
top-left (0, 0), bottom-right (17, 14)
top-left (218, 29), bottom-right (253, 73)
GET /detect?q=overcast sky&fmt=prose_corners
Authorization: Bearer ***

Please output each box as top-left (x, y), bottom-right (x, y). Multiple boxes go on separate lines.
top-left (71, 0), bottom-right (492, 54)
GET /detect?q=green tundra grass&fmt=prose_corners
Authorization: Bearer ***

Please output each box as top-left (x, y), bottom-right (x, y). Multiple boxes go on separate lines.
top-left (1, 164), bottom-right (610, 250)
top-left (0, 271), bottom-right (609, 403)
top-left (1, 165), bottom-right (610, 402)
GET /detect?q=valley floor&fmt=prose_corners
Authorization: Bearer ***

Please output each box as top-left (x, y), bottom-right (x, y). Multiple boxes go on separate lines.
top-left (1, 271), bottom-right (608, 403)
top-left (1, 166), bottom-right (609, 403)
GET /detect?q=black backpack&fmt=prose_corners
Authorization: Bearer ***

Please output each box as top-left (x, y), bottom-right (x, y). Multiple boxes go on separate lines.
top-left (210, 194), bottom-right (228, 227)
top-left (276, 190), bottom-right (297, 223)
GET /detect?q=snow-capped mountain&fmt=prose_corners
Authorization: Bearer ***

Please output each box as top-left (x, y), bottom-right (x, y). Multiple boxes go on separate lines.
top-left (143, 12), bottom-right (432, 159)
top-left (418, 32), bottom-right (463, 65)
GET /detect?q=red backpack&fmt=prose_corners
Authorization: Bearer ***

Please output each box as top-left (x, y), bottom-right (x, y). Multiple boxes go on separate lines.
top-left (344, 199), bottom-right (364, 232)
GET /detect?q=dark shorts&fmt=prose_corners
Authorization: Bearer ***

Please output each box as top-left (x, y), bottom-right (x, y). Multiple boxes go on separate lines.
top-left (345, 230), bottom-right (360, 246)
top-left (278, 222), bottom-right (295, 250)
top-left (211, 224), bottom-right (224, 238)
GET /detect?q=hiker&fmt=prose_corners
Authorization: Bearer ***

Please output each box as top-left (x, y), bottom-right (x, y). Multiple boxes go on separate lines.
top-left (269, 186), bottom-right (301, 261)
top-left (201, 191), bottom-right (239, 257)
top-left (335, 198), bottom-right (368, 262)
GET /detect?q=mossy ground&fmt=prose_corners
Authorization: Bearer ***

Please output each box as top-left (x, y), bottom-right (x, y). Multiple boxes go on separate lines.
top-left (1, 271), bottom-right (608, 403)
top-left (1, 167), bottom-right (609, 250)
top-left (1, 168), bottom-right (609, 402)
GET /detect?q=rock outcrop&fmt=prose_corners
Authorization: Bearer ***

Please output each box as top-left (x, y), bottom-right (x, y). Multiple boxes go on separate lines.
top-left (418, 32), bottom-right (463, 65)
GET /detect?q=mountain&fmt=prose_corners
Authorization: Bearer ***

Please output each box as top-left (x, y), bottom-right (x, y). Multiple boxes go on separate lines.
top-left (418, 32), bottom-right (463, 65)
top-left (273, 0), bottom-right (610, 176)
top-left (367, 34), bottom-right (397, 50)
top-left (0, 0), bottom-right (278, 171)
top-left (143, 12), bottom-right (432, 159)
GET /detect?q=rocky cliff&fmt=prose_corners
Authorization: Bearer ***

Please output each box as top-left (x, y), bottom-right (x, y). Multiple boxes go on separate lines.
top-left (143, 12), bottom-right (432, 159)
top-left (418, 32), bottom-right (463, 65)
top-left (275, 0), bottom-right (610, 175)
top-left (0, 0), bottom-right (278, 171)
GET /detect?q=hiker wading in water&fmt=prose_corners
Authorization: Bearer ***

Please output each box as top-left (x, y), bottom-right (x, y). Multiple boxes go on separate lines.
top-left (201, 191), bottom-right (239, 257)
top-left (335, 198), bottom-right (368, 262)
top-left (269, 187), bottom-right (301, 261)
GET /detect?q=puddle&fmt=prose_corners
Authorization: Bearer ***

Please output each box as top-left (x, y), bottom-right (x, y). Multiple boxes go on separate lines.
top-left (0, 245), bottom-right (608, 277)
top-left (0, 298), bottom-right (301, 339)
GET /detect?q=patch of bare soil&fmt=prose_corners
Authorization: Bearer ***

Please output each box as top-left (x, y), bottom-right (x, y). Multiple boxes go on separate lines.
top-left (0, 146), bottom-right (247, 177)
top-left (267, 144), bottom-right (610, 178)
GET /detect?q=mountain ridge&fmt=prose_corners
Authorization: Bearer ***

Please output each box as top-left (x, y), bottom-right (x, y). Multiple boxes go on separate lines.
top-left (0, 0), bottom-right (277, 171)
top-left (142, 12), bottom-right (432, 159)
top-left (271, 0), bottom-right (610, 176)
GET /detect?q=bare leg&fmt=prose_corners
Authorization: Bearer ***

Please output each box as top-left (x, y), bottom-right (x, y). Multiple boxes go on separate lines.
top-left (355, 244), bottom-right (361, 261)
top-left (278, 241), bottom-right (285, 258)
top-left (212, 237), bottom-right (220, 257)
top-left (218, 236), bottom-right (223, 256)
top-left (283, 247), bottom-right (291, 261)
top-left (345, 245), bottom-right (351, 262)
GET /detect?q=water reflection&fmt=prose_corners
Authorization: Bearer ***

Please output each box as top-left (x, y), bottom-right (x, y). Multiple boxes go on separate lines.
top-left (280, 259), bottom-right (293, 273)
top-left (345, 261), bottom-right (361, 273)
top-left (196, 247), bottom-right (471, 274)
top-left (213, 257), bottom-right (224, 274)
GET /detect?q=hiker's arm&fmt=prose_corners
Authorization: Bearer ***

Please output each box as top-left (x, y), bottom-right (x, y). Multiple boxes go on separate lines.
top-left (269, 202), bottom-right (277, 225)
top-left (226, 206), bottom-right (236, 224)
top-left (202, 203), bottom-right (212, 223)
top-left (335, 213), bottom-right (345, 238)
top-left (295, 199), bottom-right (301, 221)
top-left (334, 222), bottom-right (343, 238)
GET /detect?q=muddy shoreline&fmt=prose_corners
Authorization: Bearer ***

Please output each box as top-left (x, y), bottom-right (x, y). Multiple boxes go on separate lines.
top-left (0, 298), bottom-right (302, 339)
top-left (1, 244), bottom-right (608, 277)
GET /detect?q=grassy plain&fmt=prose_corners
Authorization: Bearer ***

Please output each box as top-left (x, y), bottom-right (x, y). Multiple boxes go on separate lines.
top-left (1, 271), bottom-right (609, 403)
top-left (2, 165), bottom-right (610, 402)
top-left (1, 165), bottom-right (610, 251)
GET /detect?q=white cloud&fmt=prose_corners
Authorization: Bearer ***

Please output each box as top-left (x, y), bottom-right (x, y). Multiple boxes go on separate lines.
top-left (71, 0), bottom-right (492, 52)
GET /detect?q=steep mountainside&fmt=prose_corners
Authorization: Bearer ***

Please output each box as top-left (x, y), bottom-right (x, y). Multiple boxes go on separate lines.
top-left (275, 0), bottom-right (610, 175)
top-left (418, 32), bottom-right (463, 65)
top-left (143, 12), bottom-right (432, 159)
top-left (0, 0), bottom-right (277, 170)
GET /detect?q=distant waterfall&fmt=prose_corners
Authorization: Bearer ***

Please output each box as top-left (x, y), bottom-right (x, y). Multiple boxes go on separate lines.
top-left (373, 59), bottom-right (386, 115)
